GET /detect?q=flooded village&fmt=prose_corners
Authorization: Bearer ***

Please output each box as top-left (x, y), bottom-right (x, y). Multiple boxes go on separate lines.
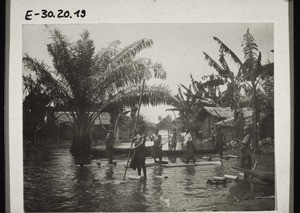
top-left (23, 24), bottom-right (275, 212)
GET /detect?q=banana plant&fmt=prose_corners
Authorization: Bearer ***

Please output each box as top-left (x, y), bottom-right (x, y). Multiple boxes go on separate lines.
top-left (170, 74), bottom-right (217, 129)
top-left (203, 29), bottom-right (274, 153)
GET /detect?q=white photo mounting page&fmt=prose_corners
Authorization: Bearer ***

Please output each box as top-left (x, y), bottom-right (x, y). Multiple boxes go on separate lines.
top-left (7, 0), bottom-right (292, 212)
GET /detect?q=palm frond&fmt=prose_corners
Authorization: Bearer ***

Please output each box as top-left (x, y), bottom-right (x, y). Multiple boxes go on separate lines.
top-left (213, 37), bottom-right (242, 67)
top-left (89, 58), bottom-right (166, 100)
top-left (102, 84), bottom-right (173, 110)
top-left (23, 55), bottom-right (74, 101)
top-left (219, 53), bottom-right (229, 70)
top-left (93, 40), bottom-right (121, 74)
top-left (112, 39), bottom-right (154, 65)
top-left (203, 52), bottom-right (228, 77)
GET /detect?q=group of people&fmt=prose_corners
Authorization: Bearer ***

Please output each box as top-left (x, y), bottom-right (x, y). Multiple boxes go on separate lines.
top-left (128, 127), bottom-right (199, 179)
top-left (105, 124), bottom-right (253, 180)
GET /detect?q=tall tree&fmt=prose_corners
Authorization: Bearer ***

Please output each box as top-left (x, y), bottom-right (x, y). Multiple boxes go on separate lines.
top-left (203, 29), bottom-right (273, 153)
top-left (23, 29), bottom-right (173, 156)
top-left (240, 29), bottom-right (264, 153)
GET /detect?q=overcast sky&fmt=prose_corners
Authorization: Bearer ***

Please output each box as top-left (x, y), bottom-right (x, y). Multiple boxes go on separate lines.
top-left (23, 23), bottom-right (273, 123)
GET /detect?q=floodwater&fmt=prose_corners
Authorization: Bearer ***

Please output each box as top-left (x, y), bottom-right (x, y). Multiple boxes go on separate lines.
top-left (24, 144), bottom-right (275, 212)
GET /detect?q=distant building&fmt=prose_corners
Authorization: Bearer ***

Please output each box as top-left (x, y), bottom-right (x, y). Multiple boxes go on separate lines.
top-left (196, 107), bottom-right (234, 138)
top-left (54, 112), bottom-right (111, 140)
top-left (214, 110), bottom-right (273, 143)
top-left (54, 112), bottom-right (134, 143)
top-left (196, 107), bottom-right (253, 140)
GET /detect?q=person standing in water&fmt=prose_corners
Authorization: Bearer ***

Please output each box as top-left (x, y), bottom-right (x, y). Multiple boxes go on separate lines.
top-left (130, 128), bottom-right (147, 179)
top-left (210, 127), bottom-right (216, 146)
top-left (170, 128), bottom-right (177, 150)
top-left (149, 128), bottom-right (163, 163)
top-left (215, 127), bottom-right (226, 158)
top-left (105, 126), bottom-right (114, 164)
top-left (240, 126), bottom-right (252, 169)
top-left (183, 127), bottom-right (196, 164)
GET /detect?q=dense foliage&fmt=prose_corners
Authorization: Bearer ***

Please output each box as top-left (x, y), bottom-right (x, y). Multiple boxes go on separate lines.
top-left (171, 29), bottom-right (274, 153)
top-left (23, 29), bottom-right (173, 155)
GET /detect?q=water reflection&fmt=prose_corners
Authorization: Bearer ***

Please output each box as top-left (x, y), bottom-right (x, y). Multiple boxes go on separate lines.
top-left (105, 165), bottom-right (114, 180)
top-left (149, 165), bottom-right (164, 211)
top-left (130, 181), bottom-right (148, 211)
top-left (73, 154), bottom-right (92, 166)
top-left (24, 147), bottom-right (275, 212)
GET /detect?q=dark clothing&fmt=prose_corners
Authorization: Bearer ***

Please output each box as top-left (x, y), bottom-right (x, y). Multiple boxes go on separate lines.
top-left (215, 132), bottom-right (226, 158)
top-left (199, 131), bottom-right (203, 140)
top-left (185, 140), bottom-right (196, 163)
top-left (105, 132), bottom-right (114, 164)
top-left (211, 130), bottom-right (216, 145)
top-left (240, 133), bottom-right (252, 169)
top-left (130, 134), bottom-right (147, 178)
top-left (235, 117), bottom-right (245, 140)
top-left (170, 132), bottom-right (177, 150)
top-left (151, 134), bottom-right (163, 163)
top-left (130, 145), bottom-right (147, 169)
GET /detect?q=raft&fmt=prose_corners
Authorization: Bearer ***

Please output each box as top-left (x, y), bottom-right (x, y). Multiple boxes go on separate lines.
top-left (232, 167), bottom-right (275, 184)
top-left (224, 174), bottom-right (239, 181)
top-left (162, 161), bottom-right (221, 168)
top-left (90, 143), bottom-right (218, 156)
top-left (153, 175), bottom-right (168, 179)
top-left (145, 161), bottom-right (168, 167)
top-left (128, 175), bottom-right (145, 181)
top-left (124, 160), bottom-right (169, 168)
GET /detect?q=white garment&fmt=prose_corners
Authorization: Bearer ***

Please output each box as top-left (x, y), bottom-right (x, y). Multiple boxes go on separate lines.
top-left (183, 132), bottom-right (193, 145)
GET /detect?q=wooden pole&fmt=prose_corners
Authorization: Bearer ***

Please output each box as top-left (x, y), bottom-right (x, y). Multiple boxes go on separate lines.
top-left (249, 161), bottom-right (258, 182)
top-left (168, 128), bottom-right (170, 150)
top-left (123, 79), bottom-right (146, 180)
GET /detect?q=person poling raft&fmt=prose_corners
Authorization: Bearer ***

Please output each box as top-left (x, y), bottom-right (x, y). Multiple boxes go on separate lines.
top-left (129, 128), bottom-right (147, 179)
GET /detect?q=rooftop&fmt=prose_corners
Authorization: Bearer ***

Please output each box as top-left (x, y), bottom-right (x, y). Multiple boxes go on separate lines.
top-left (54, 112), bottom-right (111, 125)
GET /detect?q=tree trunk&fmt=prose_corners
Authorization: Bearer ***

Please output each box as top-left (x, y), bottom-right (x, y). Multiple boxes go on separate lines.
top-left (70, 131), bottom-right (91, 156)
top-left (252, 82), bottom-right (259, 154)
top-left (70, 113), bottom-right (92, 156)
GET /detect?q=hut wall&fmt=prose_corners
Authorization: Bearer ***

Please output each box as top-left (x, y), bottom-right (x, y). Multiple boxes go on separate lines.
top-left (201, 115), bottom-right (219, 138)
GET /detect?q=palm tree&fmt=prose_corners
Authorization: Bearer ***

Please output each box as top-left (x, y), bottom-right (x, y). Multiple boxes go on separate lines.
top-left (23, 29), bottom-right (173, 156)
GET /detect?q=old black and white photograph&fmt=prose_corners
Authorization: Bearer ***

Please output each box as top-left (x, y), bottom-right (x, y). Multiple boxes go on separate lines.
top-left (21, 23), bottom-right (276, 212)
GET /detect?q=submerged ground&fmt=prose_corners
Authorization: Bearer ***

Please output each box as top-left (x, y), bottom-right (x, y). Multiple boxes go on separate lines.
top-left (24, 140), bottom-right (275, 212)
